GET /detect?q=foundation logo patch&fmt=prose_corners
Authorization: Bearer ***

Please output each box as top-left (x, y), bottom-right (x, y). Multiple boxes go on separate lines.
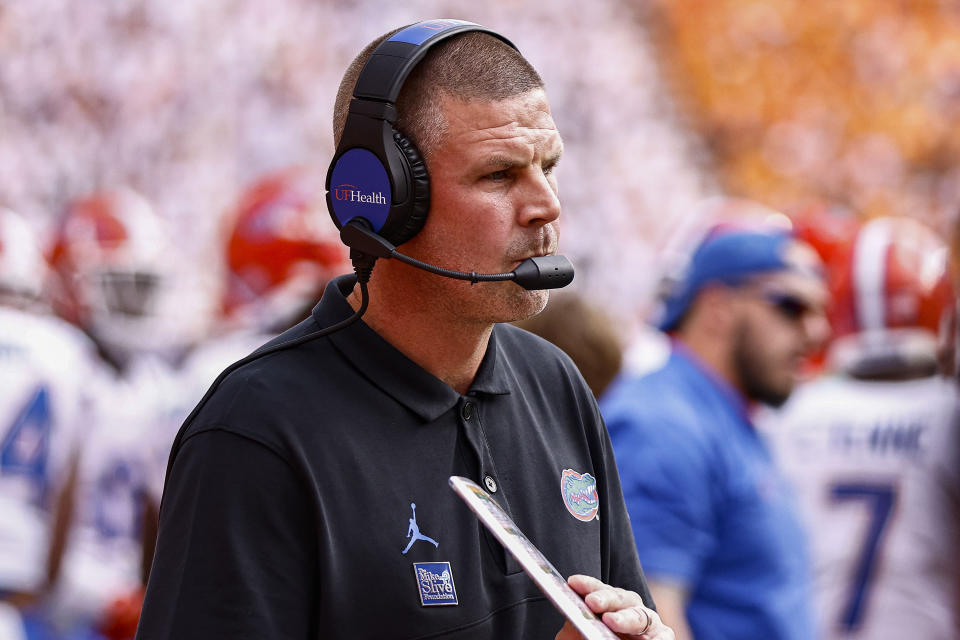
top-left (561, 469), bottom-right (599, 521)
top-left (413, 562), bottom-right (458, 606)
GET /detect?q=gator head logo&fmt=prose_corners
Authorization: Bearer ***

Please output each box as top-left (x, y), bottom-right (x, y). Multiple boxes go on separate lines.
top-left (560, 469), bottom-right (599, 521)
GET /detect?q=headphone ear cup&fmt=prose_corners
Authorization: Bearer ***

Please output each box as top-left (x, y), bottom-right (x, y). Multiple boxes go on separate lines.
top-left (386, 131), bottom-right (430, 246)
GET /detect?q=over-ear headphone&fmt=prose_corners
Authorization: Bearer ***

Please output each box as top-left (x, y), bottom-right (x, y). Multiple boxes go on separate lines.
top-left (325, 19), bottom-right (516, 247)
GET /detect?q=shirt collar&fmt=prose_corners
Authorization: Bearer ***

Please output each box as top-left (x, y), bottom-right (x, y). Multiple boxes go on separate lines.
top-left (470, 325), bottom-right (512, 396)
top-left (311, 275), bottom-right (511, 422)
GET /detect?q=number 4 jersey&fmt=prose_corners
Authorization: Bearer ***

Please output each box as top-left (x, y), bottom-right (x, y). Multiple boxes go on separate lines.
top-left (763, 374), bottom-right (960, 640)
top-left (0, 306), bottom-right (102, 594)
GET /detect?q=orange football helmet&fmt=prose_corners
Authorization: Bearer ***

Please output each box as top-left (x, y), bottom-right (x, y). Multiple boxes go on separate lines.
top-left (822, 216), bottom-right (955, 377)
top-left (221, 166), bottom-right (350, 332)
top-left (789, 202), bottom-right (861, 275)
top-left (789, 202), bottom-right (862, 372)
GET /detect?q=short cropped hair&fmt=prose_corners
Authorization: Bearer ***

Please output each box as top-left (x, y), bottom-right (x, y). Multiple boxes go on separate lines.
top-left (333, 27), bottom-right (543, 158)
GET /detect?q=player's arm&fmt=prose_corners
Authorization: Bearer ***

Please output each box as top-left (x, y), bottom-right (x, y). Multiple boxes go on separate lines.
top-left (0, 447), bottom-right (78, 610)
top-left (140, 493), bottom-right (159, 585)
top-left (43, 446), bottom-right (81, 594)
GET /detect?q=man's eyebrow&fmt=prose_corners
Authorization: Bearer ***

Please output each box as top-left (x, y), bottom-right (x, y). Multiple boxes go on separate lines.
top-left (481, 149), bottom-right (563, 170)
top-left (481, 154), bottom-right (521, 170)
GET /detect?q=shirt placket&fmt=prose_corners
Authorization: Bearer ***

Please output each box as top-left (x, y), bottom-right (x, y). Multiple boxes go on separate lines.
top-left (457, 394), bottom-right (523, 575)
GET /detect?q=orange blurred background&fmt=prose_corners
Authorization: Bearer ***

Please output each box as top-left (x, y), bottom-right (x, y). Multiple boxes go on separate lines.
top-left (649, 0), bottom-right (960, 236)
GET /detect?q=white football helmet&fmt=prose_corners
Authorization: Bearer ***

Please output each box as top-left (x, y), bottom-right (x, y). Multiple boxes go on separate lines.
top-left (48, 189), bottom-right (212, 365)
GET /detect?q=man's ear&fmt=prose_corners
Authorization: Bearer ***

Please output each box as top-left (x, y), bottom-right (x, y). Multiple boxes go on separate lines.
top-left (687, 284), bottom-right (739, 338)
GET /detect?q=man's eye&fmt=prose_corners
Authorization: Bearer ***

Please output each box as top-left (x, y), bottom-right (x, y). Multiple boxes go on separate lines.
top-left (485, 170), bottom-right (509, 181)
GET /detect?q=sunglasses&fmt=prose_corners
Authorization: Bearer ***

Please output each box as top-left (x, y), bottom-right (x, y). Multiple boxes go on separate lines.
top-left (761, 290), bottom-right (813, 321)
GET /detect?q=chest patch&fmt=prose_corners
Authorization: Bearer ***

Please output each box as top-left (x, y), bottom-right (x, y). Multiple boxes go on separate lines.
top-left (401, 502), bottom-right (439, 555)
top-left (413, 561), bottom-right (458, 606)
top-left (561, 469), bottom-right (599, 521)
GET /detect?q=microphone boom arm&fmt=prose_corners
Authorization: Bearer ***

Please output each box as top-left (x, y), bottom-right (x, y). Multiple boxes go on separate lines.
top-left (390, 252), bottom-right (515, 283)
top-left (339, 218), bottom-right (574, 290)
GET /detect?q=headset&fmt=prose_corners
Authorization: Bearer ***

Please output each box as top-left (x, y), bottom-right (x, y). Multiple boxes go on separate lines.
top-left (327, 19), bottom-right (511, 248)
top-left (160, 20), bottom-right (573, 498)
top-left (326, 18), bottom-right (574, 291)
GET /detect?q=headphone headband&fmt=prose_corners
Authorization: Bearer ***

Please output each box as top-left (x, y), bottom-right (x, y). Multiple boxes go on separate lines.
top-left (352, 20), bottom-right (517, 105)
top-left (327, 19), bottom-right (518, 245)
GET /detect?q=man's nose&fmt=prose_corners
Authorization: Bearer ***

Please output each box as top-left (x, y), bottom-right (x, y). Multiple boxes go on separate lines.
top-left (517, 169), bottom-right (561, 227)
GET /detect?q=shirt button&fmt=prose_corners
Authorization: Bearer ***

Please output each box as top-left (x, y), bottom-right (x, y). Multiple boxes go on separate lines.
top-left (461, 402), bottom-right (474, 421)
top-left (483, 475), bottom-right (498, 493)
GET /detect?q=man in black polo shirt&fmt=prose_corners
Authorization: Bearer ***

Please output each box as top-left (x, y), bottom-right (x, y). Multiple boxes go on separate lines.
top-left (137, 21), bottom-right (672, 640)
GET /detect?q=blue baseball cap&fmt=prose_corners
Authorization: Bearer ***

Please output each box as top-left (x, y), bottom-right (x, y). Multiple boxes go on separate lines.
top-left (656, 226), bottom-right (813, 331)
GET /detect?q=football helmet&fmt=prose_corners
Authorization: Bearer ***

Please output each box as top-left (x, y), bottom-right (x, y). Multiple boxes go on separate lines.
top-left (823, 216), bottom-right (955, 377)
top-left (788, 202), bottom-right (862, 371)
top-left (789, 202), bottom-right (861, 271)
top-left (222, 166), bottom-right (350, 332)
top-left (48, 189), bottom-right (210, 364)
top-left (0, 207), bottom-right (49, 308)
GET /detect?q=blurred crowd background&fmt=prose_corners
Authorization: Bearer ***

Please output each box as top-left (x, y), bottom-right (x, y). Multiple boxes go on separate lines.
top-left (0, 0), bottom-right (714, 327)
top-left (2, 1), bottom-right (959, 639)
top-left (4, 0), bottom-right (960, 321)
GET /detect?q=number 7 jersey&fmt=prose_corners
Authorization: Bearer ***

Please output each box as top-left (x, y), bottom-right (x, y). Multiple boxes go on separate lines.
top-left (763, 374), bottom-right (960, 640)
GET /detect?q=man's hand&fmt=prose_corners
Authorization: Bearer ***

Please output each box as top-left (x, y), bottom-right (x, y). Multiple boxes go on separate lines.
top-left (554, 575), bottom-right (675, 640)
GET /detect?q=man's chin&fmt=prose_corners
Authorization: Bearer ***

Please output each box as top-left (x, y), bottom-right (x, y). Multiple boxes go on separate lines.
top-left (742, 369), bottom-right (796, 407)
top-left (501, 288), bottom-right (550, 324)
top-left (752, 380), bottom-right (794, 408)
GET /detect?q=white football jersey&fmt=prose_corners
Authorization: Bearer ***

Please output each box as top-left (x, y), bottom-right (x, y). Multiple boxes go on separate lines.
top-left (47, 354), bottom-right (178, 631)
top-left (0, 307), bottom-right (100, 594)
top-left (763, 374), bottom-right (960, 640)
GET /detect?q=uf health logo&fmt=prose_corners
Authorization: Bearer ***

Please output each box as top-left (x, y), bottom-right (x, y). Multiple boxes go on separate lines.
top-left (332, 184), bottom-right (387, 205)
top-left (413, 562), bottom-right (458, 606)
top-left (560, 469), bottom-right (599, 522)
top-left (327, 148), bottom-right (391, 230)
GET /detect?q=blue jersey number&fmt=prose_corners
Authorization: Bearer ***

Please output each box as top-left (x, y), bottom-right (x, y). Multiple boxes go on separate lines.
top-left (829, 482), bottom-right (897, 631)
top-left (1, 386), bottom-right (52, 503)
top-left (95, 458), bottom-right (145, 540)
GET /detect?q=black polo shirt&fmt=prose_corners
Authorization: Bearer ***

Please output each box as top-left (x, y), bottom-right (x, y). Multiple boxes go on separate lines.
top-left (137, 276), bottom-right (651, 640)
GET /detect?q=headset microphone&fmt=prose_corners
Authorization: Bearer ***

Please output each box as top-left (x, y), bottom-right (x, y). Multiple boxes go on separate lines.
top-left (340, 218), bottom-right (574, 290)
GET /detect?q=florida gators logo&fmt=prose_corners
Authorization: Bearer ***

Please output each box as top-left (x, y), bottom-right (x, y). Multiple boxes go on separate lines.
top-left (560, 469), bottom-right (599, 521)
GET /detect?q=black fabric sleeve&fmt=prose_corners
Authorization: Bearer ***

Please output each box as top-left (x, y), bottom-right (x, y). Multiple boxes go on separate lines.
top-left (135, 429), bottom-right (318, 640)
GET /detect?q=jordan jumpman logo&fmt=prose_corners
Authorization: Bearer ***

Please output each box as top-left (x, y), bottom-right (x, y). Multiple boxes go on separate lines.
top-left (402, 502), bottom-right (439, 555)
